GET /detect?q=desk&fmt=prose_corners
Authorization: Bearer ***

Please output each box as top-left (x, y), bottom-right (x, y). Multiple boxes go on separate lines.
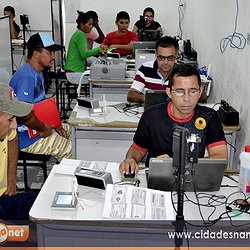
top-left (68, 103), bottom-right (142, 162)
top-left (89, 75), bottom-right (134, 102)
top-left (29, 160), bottom-right (250, 247)
top-left (69, 103), bottom-right (240, 169)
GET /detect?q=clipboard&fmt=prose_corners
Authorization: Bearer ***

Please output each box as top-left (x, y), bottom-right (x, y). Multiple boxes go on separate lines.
top-left (28, 97), bottom-right (62, 138)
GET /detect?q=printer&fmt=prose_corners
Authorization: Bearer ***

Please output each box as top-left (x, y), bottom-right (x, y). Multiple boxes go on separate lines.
top-left (90, 57), bottom-right (126, 80)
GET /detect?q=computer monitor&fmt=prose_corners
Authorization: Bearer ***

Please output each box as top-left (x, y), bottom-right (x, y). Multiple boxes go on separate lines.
top-left (147, 158), bottom-right (227, 192)
top-left (133, 41), bottom-right (156, 55)
top-left (144, 90), bottom-right (170, 111)
top-left (139, 29), bottom-right (158, 41)
top-left (135, 49), bottom-right (155, 72)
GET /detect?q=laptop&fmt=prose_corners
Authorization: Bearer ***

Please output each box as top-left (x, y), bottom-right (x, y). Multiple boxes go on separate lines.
top-left (133, 41), bottom-right (156, 55)
top-left (135, 49), bottom-right (156, 72)
top-left (147, 158), bottom-right (227, 192)
top-left (140, 29), bottom-right (158, 41)
top-left (144, 90), bottom-right (170, 111)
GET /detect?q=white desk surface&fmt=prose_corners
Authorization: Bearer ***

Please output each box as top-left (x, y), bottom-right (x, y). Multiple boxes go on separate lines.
top-left (29, 159), bottom-right (248, 223)
top-left (68, 102), bottom-right (142, 128)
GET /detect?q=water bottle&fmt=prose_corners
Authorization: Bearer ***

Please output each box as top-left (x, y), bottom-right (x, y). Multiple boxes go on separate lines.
top-left (238, 145), bottom-right (250, 195)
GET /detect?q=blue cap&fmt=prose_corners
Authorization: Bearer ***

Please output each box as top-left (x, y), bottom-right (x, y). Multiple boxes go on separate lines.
top-left (27, 32), bottom-right (62, 51)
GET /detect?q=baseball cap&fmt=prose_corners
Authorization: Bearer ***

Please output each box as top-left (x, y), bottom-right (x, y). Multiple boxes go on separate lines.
top-left (0, 82), bottom-right (33, 117)
top-left (27, 32), bottom-right (62, 51)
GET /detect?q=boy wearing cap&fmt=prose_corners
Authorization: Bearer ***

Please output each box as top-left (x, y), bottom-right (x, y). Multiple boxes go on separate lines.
top-left (10, 32), bottom-right (72, 162)
top-left (0, 82), bottom-right (37, 220)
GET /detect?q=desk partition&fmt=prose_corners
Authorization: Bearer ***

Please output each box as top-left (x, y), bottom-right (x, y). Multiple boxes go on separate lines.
top-left (0, 16), bottom-right (13, 82)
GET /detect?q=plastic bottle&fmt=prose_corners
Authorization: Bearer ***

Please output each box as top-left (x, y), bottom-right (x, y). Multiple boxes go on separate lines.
top-left (238, 145), bottom-right (250, 195)
top-left (178, 40), bottom-right (184, 54)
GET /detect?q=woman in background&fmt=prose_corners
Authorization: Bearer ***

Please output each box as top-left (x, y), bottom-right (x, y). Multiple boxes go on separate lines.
top-left (64, 12), bottom-right (106, 84)
top-left (133, 7), bottom-right (163, 38)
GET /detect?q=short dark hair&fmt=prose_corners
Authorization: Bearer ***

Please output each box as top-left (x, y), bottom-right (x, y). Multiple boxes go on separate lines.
top-left (86, 10), bottom-right (98, 21)
top-left (156, 36), bottom-right (178, 51)
top-left (116, 11), bottom-right (130, 22)
top-left (168, 64), bottom-right (201, 88)
top-left (76, 12), bottom-right (92, 29)
top-left (143, 7), bottom-right (154, 16)
top-left (4, 6), bottom-right (15, 15)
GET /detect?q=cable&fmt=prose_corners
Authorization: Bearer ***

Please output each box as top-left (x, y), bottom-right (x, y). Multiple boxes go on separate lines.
top-left (177, 0), bottom-right (185, 38)
top-left (220, 0), bottom-right (246, 53)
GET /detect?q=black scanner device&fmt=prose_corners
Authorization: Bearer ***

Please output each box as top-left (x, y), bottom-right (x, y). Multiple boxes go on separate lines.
top-left (124, 167), bottom-right (135, 178)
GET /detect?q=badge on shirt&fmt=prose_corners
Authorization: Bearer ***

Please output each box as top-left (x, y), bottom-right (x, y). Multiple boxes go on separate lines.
top-left (195, 117), bottom-right (206, 130)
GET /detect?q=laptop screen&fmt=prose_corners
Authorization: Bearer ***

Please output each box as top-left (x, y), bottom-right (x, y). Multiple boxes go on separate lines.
top-left (148, 158), bottom-right (227, 192)
top-left (144, 90), bottom-right (170, 111)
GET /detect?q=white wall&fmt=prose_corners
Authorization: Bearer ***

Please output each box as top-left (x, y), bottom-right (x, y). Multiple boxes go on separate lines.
top-left (182, 0), bottom-right (250, 165)
top-left (0, 0), bottom-right (51, 31)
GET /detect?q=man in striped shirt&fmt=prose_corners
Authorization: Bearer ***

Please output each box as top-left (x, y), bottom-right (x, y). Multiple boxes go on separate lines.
top-left (127, 36), bottom-right (178, 104)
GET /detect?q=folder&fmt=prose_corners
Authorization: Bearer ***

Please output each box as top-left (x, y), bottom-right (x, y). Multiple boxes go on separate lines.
top-left (28, 97), bottom-right (62, 138)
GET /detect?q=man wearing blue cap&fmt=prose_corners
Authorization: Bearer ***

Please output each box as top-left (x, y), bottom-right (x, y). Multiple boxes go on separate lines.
top-left (10, 32), bottom-right (72, 161)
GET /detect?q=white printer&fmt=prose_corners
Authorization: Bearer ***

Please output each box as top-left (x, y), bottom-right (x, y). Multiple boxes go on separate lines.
top-left (90, 57), bottom-right (126, 80)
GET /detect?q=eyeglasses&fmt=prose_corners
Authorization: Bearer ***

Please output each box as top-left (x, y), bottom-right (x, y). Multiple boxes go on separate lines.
top-left (157, 55), bottom-right (176, 62)
top-left (171, 88), bottom-right (201, 97)
top-left (144, 15), bottom-right (153, 18)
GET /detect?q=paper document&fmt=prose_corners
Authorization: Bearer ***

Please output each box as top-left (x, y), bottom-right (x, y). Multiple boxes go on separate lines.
top-left (103, 184), bottom-right (174, 220)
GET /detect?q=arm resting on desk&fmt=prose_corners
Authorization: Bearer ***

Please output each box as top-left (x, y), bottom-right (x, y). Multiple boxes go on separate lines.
top-left (127, 89), bottom-right (144, 104)
top-left (207, 144), bottom-right (228, 160)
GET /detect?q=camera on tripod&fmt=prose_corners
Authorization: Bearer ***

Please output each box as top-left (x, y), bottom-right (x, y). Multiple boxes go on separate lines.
top-left (20, 14), bottom-right (29, 26)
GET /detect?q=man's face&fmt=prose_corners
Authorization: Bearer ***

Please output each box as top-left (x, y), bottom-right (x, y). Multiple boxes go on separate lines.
top-left (36, 48), bottom-right (55, 69)
top-left (156, 46), bottom-right (177, 75)
top-left (0, 112), bottom-right (17, 141)
top-left (166, 75), bottom-right (202, 119)
top-left (116, 19), bottom-right (130, 34)
top-left (4, 11), bottom-right (14, 19)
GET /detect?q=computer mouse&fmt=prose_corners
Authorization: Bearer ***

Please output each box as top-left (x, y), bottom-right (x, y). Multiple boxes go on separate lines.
top-left (124, 167), bottom-right (135, 178)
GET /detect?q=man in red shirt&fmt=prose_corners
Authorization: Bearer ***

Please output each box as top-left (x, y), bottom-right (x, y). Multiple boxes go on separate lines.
top-left (102, 11), bottom-right (138, 56)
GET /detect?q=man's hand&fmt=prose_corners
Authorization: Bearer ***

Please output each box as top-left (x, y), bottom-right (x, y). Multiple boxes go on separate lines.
top-left (39, 125), bottom-right (53, 138)
top-left (157, 154), bottom-right (171, 158)
top-left (119, 158), bottom-right (139, 175)
top-left (55, 125), bottom-right (68, 138)
top-left (4, 180), bottom-right (16, 196)
top-left (100, 44), bottom-right (108, 53)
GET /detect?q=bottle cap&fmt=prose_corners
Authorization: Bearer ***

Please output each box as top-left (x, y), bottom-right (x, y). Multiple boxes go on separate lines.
top-left (245, 146), bottom-right (250, 152)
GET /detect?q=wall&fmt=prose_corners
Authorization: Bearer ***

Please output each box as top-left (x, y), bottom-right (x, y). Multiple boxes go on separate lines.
top-left (181, 0), bottom-right (250, 165)
top-left (0, 0), bottom-right (51, 31)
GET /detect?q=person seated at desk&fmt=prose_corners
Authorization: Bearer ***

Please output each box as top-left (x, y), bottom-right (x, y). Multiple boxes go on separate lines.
top-left (102, 11), bottom-right (138, 57)
top-left (127, 36), bottom-right (178, 104)
top-left (0, 82), bottom-right (37, 220)
top-left (4, 5), bottom-right (20, 39)
top-left (132, 7), bottom-right (163, 39)
top-left (119, 64), bottom-right (228, 175)
top-left (78, 10), bottom-right (105, 66)
top-left (65, 12), bottom-right (107, 84)
top-left (9, 32), bottom-right (72, 162)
